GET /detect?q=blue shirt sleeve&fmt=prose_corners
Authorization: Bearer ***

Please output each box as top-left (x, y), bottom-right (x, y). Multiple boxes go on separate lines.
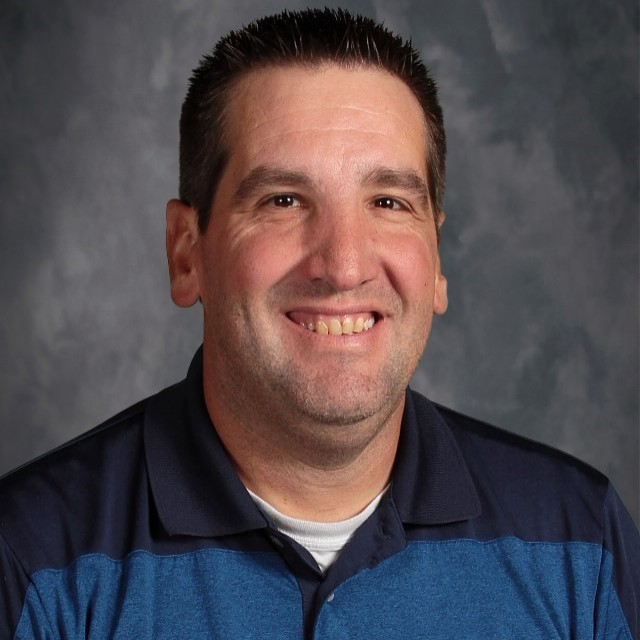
top-left (599, 484), bottom-right (639, 639)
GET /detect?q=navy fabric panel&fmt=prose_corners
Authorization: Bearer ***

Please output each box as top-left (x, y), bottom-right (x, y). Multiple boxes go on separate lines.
top-left (430, 398), bottom-right (610, 543)
top-left (0, 530), bottom-right (31, 637)
top-left (0, 400), bottom-right (151, 574)
top-left (393, 390), bottom-right (481, 524)
top-left (14, 549), bottom-right (302, 639)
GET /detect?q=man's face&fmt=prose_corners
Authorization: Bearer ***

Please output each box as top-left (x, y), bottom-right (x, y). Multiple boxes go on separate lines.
top-left (192, 64), bottom-right (447, 437)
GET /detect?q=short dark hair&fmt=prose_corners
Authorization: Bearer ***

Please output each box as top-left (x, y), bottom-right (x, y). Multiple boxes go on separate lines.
top-left (179, 8), bottom-right (446, 231)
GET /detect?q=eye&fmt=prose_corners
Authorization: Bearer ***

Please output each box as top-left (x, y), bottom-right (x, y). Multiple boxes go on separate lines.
top-left (269, 194), bottom-right (300, 208)
top-left (373, 196), bottom-right (407, 211)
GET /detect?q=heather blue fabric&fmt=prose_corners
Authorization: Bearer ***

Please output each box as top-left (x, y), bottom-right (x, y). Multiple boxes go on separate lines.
top-left (13, 539), bottom-right (630, 638)
top-left (14, 550), bottom-right (301, 639)
top-left (317, 539), bottom-right (629, 639)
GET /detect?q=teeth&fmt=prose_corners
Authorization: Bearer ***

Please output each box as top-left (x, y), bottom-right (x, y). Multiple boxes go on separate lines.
top-left (300, 315), bottom-right (376, 336)
top-left (316, 320), bottom-right (329, 335)
top-left (328, 319), bottom-right (342, 335)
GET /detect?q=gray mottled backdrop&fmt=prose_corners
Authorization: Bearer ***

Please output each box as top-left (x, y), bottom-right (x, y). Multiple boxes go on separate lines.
top-left (1, 0), bottom-right (638, 525)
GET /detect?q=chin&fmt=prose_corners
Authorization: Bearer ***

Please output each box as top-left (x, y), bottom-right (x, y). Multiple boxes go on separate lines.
top-left (289, 380), bottom-right (404, 428)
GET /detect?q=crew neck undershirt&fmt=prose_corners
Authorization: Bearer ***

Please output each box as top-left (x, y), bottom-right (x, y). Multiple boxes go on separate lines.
top-left (248, 486), bottom-right (389, 573)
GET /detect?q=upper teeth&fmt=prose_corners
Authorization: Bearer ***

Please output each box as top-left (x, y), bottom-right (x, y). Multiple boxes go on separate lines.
top-left (300, 316), bottom-right (375, 335)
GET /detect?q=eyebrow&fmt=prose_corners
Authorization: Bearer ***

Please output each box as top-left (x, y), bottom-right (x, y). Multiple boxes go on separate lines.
top-left (232, 164), bottom-right (431, 208)
top-left (233, 166), bottom-right (316, 204)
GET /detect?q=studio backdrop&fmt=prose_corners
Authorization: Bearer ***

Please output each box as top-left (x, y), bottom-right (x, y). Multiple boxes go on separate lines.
top-left (1, 0), bottom-right (638, 524)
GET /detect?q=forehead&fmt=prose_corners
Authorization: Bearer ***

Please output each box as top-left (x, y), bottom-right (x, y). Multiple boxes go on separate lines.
top-left (221, 64), bottom-right (428, 176)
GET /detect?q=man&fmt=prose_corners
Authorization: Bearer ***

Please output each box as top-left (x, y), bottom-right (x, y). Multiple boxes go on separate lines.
top-left (1, 8), bottom-right (637, 638)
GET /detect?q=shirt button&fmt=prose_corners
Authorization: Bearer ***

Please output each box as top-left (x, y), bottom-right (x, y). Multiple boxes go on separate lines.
top-left (327, 592), bottom-right (335, 603)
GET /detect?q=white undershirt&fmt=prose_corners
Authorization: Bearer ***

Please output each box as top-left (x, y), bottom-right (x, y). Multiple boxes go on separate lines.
top-left (248, 486), bottom-right (389, 573)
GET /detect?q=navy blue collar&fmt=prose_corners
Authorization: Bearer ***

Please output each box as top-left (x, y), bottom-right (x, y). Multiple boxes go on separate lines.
top-left (394, 390), bottom-right (481, 524)
top-left (145, 348), bottom-right (480, 538)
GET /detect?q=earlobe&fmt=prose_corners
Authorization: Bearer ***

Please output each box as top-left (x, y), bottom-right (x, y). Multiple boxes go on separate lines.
top-left (166, 199), bottom-right (201, 307)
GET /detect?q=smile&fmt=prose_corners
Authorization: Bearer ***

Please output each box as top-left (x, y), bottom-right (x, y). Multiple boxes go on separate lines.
top-left (287, 312), bottom-right (377, 336)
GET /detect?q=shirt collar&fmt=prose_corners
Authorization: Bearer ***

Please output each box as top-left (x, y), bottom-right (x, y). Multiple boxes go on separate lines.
top-left (392, 389), bottom-right (481, 525)
top-left (145, 349), bottom-right (480, 538)
top-left (144, 347), bottom-right (267, 537)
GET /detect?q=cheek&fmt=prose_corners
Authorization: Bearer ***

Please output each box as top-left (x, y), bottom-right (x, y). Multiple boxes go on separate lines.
top-left (383, 234), bottom-right (437, 299)
top-left (214, 233), bottom-right (301, 297)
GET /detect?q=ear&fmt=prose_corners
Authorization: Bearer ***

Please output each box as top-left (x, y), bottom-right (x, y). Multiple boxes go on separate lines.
top-left (166, 199), bottom-right (201, 307)
top-left (433, 210), bottom-right (448, 315)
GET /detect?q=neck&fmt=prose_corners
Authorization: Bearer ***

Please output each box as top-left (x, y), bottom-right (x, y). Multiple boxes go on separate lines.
top-left (206, 393), bottom-right (404, 522)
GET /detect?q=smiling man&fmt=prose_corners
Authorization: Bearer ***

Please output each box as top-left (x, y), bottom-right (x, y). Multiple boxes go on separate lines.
top-left (167, 62), bottom-right (447, 522)
top-left (1, 8), bottom-right (638, 639)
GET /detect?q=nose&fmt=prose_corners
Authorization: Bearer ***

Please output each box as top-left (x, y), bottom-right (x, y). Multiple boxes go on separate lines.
top-left (302, 205), bottom-right (378, 292)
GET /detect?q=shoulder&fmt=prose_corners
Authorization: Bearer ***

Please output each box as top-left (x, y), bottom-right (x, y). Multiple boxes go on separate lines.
top-left (0, 396), bottom-right (148, 500)
top-left (435, 398), bottom-right (608, 488)
top-left (0, 389), bottom-right (166, 575)
top-left (410, 390), bottom-right (613, 542)
top-left (0, 381), bottom-right (191, 635)
top-left (408, 391), bottom-right (639, 639)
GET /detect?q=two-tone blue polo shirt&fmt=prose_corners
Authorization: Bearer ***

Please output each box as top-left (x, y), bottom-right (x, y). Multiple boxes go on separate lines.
top-left (1, 349), bottom-right (638, 638)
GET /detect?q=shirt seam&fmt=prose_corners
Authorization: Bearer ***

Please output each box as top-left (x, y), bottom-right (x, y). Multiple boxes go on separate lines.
top-left (28, 546), bottom-right (287, 579)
